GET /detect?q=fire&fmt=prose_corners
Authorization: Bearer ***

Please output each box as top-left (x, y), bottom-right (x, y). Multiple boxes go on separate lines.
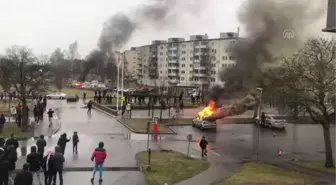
top-left (75, 81), bottom-right (82, 87)
top-left (197, 100), bottom-right (216, 120)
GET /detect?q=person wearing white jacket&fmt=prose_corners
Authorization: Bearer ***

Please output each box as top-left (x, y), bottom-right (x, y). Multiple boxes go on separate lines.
top-left (10, 106), bottom-right (16, 122)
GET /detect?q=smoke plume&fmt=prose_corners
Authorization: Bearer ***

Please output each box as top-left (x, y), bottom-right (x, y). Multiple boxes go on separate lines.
top-left (221, 0), bottom-right (325, 93)
top-left (80, 0), bottom-right (207, 81)
top-left (209, 0), bottom-right (325, 120)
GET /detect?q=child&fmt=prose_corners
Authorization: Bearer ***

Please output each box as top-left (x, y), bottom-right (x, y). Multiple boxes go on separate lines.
top-left (72, 132), bottom-right (79, 154)
top-left (91, 142), bottom-right (107, 183)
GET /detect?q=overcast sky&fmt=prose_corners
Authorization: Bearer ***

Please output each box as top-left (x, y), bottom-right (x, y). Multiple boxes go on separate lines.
top-left (0, 0), bottom-right (329, 57)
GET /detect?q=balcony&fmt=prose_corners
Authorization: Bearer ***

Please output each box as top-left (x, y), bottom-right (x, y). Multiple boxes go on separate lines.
top-left (193, 73), bottom-right (207, 77)
top-left (168, 65), bottom-right (179, 70)
top-left (168, 79), bottom-right (179, 84)
top-left (195, 45), bottom-right (207, 49)
top-left (195, 52), bottom-right (209, 56)
top-left (168, 72), bottom-right (178, 77)
top-left (167, 53), bottom-right (178, 57)
top-left (193, 66), bottom-right (207, 70)
top-left (168, 60), bottom-right (179, 64)
top-left (168, 47), bottom-right (178, 50)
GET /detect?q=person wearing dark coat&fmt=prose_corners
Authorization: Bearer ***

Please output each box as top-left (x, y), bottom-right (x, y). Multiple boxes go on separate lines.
top-left (14, 163), bottom-right (33, 185)
top-left (5, 133), bottom-right (19, 149)
top-left (57, 133), bottom-right (70, 155)
top-left (199, 136), bottom-right (208, 158)
top-left (26, 146), bottom-right (42, 184)
top-left (36, 134), bottom-right (47, 155)
top-left (51, 146), bottom-right (65, 185)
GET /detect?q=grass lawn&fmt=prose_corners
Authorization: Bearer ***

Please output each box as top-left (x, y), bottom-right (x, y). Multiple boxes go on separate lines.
top-left (299, 161), bottom-right (336, 173)
top-left (214, 162), bottom-right (323, 185)
top-left (137, 150), bottom-right (210, 185)
top-left (0, 123), bottom-right (33, 140)
top-left (123, 118), bottom-right (193, 134)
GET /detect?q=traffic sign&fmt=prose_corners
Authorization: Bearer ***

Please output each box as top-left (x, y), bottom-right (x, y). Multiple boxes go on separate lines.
top-left (187, 134), bottom-right (192, 142)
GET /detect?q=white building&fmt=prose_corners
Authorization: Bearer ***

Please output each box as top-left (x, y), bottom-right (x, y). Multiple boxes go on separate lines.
top-left (124, 32), bottom-right (239, 90)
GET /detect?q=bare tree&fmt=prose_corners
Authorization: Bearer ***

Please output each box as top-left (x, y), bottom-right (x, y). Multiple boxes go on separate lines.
top-left (279, 37), bottom-right (335, 168)
top-left (2, 46), bottom-right (52, 130)
top-left (0, 58), bottom-right (13, 102)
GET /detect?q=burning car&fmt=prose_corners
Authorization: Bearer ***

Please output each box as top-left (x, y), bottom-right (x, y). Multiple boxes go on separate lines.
top-left (192, 100), bottom-right (217, 131)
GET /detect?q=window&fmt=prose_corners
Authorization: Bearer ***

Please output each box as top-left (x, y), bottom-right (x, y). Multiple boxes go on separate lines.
top-left (189, 71), bottom-right (192, 74)
top-left (189, 77), bottom-right (193, 81)
top-left (190, 57), bottom-right (193, 60)
top-left (160, 71), bottom-right (162, 73)
top-left (181, 71), bottom-right (185, 74)
top-left (181, 64), bottom-right (185, 67)
top-left (229, 56), bottom-right (235, 60)
top-left (211, 71), bottom-right (216, 75)
top-left (222, 56), bottom-right (227, 60)
top-left (182, 57), bottom-right (186, 61)
top-left (182, 51), bottom-right (186, 54)
top-left (190, 64), bottom-right (193, 67)
top-left (212, 56), bottom-right (216, 60)
top-left (182, 44), bottom-right (186, 48)
top-left (160, 52), bottom-right (163, 55)
top-left (180, 77), bottom-right (185, 81)
top-left (212, 49), bottom-right (216, 53)
top-left (160, 46), bottom-right (163, 49)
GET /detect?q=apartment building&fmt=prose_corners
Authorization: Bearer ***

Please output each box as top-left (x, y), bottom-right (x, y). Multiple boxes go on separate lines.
top-left (124, 32), bottom-right (239, 89)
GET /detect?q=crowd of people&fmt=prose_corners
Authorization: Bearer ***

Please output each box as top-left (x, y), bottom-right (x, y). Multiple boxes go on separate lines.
top-left (0, 131), bottom-right (107, 185)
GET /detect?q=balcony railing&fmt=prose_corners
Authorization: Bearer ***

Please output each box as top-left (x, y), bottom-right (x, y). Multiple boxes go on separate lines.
top-left (195, 45), bottom-right (207, 49)
top-left (168, 72), bottom-right (178, 77)
top-left (168, 65), bottom-right (179, 70)
top-left (168, 79), bottom-right (179, 83)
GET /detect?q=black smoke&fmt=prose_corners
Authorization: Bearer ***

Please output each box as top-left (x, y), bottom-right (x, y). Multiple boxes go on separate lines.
top-left (80, 0), bottom-right (207, 82)
top-left (220, 0), bottom-right (325, 94)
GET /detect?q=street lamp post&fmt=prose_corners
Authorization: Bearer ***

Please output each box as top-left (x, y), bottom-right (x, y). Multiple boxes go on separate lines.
top-left (256, 87), bottom-right (263, 162)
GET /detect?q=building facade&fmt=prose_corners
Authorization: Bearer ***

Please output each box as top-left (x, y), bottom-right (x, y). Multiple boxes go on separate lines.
top-left (124, 32), bottom-right (239, 89)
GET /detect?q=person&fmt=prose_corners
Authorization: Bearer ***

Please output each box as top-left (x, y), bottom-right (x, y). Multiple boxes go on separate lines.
top-left (57, 133), bottom-right (70, 155)
top-left (14, 163), bottom-right (33, 185)
top-left (91, 142), bottom-right (107, 183)
top-left (83, 92), bottom-right (86, 100)
top-left (87, 100), bottom-right (92, 114)
top-left (26, 146), bottom-right (42, 185)
top-left (51, 146), bottom-right (64, 185)
top-left (0, 114), bottom-right (5, 134)
top-left (261, 112), bottom-right (266, 125)
top-left (33, 105), bottom-right (39, 123)
top-left (42, 148), bottom-right (55, 185)
top-left (179, 101), bottom-right (184, 115)
top-left (199, 136), bottom-right (208, 158)
top-left (47, 109), bottom-right (54, 127)
top-left (5, 133), bottom-right (19, 149)
top-left (36, 134), bottom-right (47, 156)
top-left (4, 142), bottom-right (18, 184)
top-left (72, 132), bottom-right (79, 154)
top-left (16, 104), bottom-right (22, 127)
top-left (0, 138), bottom-right (9, 185)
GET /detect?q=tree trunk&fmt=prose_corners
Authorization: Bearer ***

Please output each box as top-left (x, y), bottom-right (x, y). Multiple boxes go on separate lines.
top-left (322, 122), bottom-right (335, 168)
top-left (21, 99), bottom-right (29, 132)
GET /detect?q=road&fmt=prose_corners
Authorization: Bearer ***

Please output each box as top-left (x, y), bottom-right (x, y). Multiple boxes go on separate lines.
top-left (168, 123), bottom-right (336, 162)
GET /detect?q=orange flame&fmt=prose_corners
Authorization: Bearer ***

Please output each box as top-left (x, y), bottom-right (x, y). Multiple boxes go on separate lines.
top-left (197, 100), bottom-right (216, 120)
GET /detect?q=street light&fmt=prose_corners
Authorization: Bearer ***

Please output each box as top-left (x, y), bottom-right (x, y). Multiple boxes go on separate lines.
top-left (256, 87), bottom-right (263, 162)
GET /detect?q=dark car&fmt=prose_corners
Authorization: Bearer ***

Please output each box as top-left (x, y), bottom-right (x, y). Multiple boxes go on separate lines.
top-left (66, 94), bottom-right (79, 102)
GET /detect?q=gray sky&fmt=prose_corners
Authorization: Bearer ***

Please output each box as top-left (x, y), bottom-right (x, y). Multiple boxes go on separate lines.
top-left (0, 0), bottom-right (328, 57)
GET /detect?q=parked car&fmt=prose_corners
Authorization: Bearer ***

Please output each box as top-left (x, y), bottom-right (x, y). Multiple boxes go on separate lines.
top-left (66, 94), bottom-right (79, 102)
top-left (46, 92), bottom-right (67, 99)
top-left (192, 116), bottom-right (217, 131)
top-left (255, 114), bottom-right (288, 129)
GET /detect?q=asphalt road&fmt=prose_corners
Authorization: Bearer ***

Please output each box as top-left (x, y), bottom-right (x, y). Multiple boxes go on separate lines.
top-left (169, 123), bottom-right (336, 162)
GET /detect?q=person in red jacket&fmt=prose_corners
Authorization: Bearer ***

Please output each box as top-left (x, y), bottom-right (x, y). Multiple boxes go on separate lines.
top-left (90, 142), bottom-right (107, 183)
